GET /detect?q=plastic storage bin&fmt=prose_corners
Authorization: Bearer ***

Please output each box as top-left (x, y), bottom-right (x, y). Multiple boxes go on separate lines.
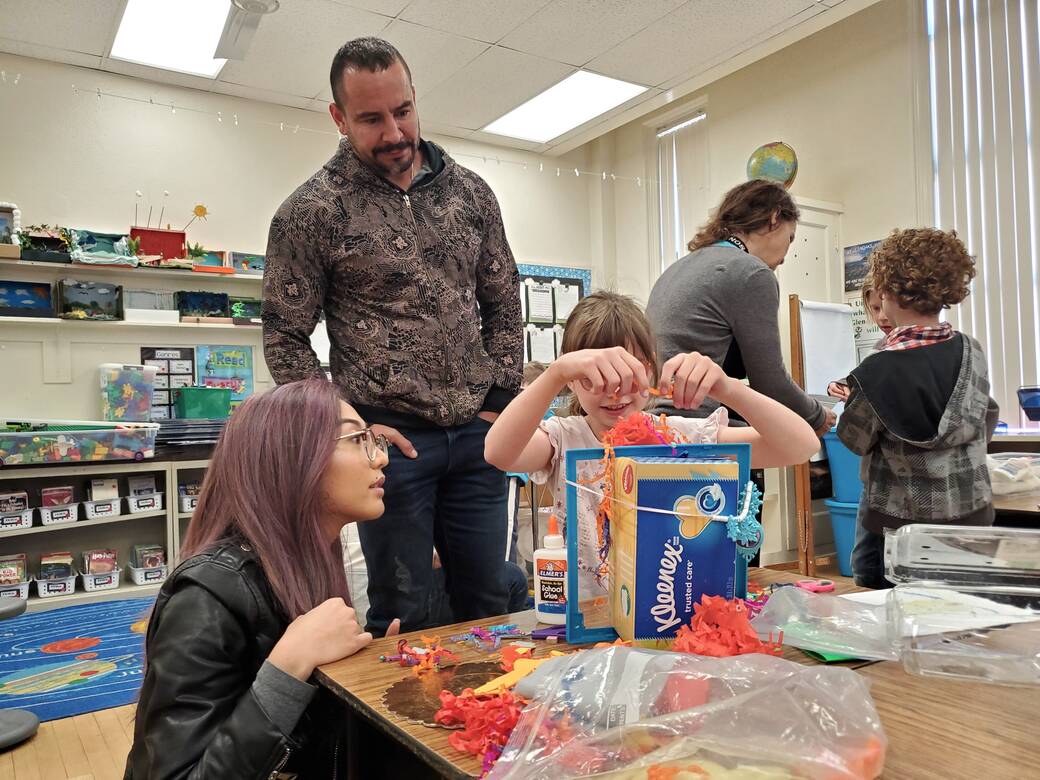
top-left (129, 564), bottom-right (167, 585)
top-left (127, 492), bottom-right (163, 514)
top-left (823, 498), bottom-right (857, 577)
top-left (84, 497), bottom-right (122, 520)
top-left (100, 363), bottom-right (158, 422)
top-left (0, 419), bottom-right (159, 466)
top-left (884, 524), bottom-right (1040, 686)
top-left (822, 430), bottom-right (863, 503)
top-left (173, 387), bottom-right (232, 419)
top-left (40, 503), bottom-right (78, 525)
top-left (81, 568), bottom-right (121, 592)
top-left (179, 495), bottom-right (199, 514)
top-left (0, 509), bottom-right (33, 531)
top-left (0, 581), bottom-right (30, 599)
top-left (1018, 386), bottom-right (1040, 421)
top-left (36, 575), bottom-right (76, 598)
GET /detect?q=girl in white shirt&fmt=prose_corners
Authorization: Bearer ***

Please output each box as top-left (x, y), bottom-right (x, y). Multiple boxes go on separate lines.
top-left (485, 292), bottom-right (819, 624)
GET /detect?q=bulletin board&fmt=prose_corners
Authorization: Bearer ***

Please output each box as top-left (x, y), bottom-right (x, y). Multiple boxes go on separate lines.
top-left (517, 263), bottom-right (593, 364)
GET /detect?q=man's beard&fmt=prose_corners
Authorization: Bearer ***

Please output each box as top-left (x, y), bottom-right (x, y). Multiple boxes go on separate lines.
top-left (370, 139), bottom-right (417, 177)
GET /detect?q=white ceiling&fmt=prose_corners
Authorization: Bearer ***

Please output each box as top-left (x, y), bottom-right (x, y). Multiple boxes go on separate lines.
top-left (0, 0), bottom-right (860, 153)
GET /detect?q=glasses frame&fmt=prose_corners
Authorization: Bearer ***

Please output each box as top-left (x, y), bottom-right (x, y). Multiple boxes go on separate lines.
top-left (334, 427), bottom-right (389, 462)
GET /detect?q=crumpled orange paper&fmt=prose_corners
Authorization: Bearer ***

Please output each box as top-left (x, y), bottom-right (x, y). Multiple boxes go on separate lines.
top-left (672, 594), bottom-right (783, 657)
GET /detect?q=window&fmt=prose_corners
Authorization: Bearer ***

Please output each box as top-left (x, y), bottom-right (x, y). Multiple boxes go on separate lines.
top-left (926, 0), bottom-right (1040, 427)
top-left (655, 111), bottom-right (709, 272)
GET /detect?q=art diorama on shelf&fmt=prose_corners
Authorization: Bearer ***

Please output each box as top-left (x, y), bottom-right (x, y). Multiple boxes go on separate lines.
top-left (0, 280), bottom-right (54, 317)
top-left (17, 225), bottom-right (75, 264)
top-left (58, 278), bottom-right (122, 320)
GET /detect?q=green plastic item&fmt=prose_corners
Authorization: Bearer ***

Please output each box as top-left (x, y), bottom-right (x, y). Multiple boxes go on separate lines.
top-left (174, 387), bottom-right (232, 419)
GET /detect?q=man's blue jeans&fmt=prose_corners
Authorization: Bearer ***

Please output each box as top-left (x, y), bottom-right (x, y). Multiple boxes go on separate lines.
top-left (357, 417), bottom-right (509, 635)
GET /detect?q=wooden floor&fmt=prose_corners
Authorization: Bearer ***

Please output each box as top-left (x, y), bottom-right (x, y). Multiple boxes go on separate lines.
top-left (0, 705), bottom-right (135, 780)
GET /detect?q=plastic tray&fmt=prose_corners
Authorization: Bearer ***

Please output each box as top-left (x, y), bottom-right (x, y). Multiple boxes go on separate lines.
top-left (81, 568), bottom-right (121, 592)
top-left (890, 582), bottom-right (1040, 686)
top-left (40, 503), bottom-right (79, 525)
top-left (35, 574), bottom-right (76, 598)
top-left (179, 495), bottom-right (199, 513)
top-left (84, 497), bottom-right (122, 520)
top-left (0, 581), bottom-right (30, 600)
top-left (885, 524), bottom-right (1040, 588)
top-left (0, 509), bottom-right (33, 531)
top-left (0, 419), bottom-right (159, 466)
top-left (127, 492), bottom-right (163, 514)
top-left (129, 564), bottom-right (167, 585)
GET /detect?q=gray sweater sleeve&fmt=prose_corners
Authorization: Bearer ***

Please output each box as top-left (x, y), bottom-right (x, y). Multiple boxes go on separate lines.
top-left (251, 659), bottom-right (317, 737)
top-left (729, 266), bottom-right (826, 430)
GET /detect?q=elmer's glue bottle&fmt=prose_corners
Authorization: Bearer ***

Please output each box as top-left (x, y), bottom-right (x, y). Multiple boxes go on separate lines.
top-left (534, 515), bottom-right (567, 625)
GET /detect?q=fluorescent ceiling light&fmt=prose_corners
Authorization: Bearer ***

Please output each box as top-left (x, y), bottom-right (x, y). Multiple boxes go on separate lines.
top-left (483, 70), bottom-right (648, 143)
top-left (110, 0), bottom-right (231, 78)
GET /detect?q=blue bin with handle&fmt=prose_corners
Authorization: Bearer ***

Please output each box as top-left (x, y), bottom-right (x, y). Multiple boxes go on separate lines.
top-left (822, 430), bottom-right (863, 503)
top-left (824, 498), bottom-right (858, 577)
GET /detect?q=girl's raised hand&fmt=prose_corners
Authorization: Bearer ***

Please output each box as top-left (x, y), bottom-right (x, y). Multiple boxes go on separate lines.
top-left (659, 352), bottom-right (733, 410)
top-left (550, 346), bottom-right (650, 397)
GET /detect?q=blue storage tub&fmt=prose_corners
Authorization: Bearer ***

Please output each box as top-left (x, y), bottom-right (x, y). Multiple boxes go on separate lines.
top-left (1018, 386), bottom-right (1040, 422)
top-left (824, 498), bottom-right (858, 577)
top-left (822, 430), bottom-right (863, 503)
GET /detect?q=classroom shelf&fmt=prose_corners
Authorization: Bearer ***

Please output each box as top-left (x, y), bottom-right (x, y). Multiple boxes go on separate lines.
top-left (0, 316), bottom-right (260, 330)
top-left (25, 579), bottom-right (163, 612)
top-left (177, 512), bottom-right (194, 520)
top-left (0, 258), bottom-right (262, 284)
top-left (0, 510), bottom-right (167, 539)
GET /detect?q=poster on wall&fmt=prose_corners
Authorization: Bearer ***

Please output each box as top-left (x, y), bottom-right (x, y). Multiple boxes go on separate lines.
top-left (141, 346), bottom-right (196, 420)
top-left (846, 294), bottom-right (885, 362)
top-left (843, 240), bottom-right (881, 292)
top-left (196, 345), bottom-right (254, 407)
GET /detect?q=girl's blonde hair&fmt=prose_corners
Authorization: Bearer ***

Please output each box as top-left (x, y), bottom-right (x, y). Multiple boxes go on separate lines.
top-left (558, 291), bottom-right (657, 416)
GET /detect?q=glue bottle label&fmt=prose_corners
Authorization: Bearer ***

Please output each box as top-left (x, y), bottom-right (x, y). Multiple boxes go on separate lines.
top-left (535, 557), bottom-right (566, 614)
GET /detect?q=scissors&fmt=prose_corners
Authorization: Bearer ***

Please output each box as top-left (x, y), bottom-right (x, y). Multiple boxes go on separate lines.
top-left (795, 578), bottom-right (835, 593)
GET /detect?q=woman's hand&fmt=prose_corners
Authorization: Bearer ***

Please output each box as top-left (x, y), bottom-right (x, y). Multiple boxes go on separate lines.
top-left (548, 347), bottom-right (649, 396)
top-left (659, 352), bottom-right (735, 410)
top-left (826, 382), bottom-right (850, 401)
top-left (268, 599), bottom-right (400, 681)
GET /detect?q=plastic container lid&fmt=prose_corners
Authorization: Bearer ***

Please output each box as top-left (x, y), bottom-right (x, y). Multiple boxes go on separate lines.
top-left (884, 524), bottom-right (1040, 587)
top-left (543, 514), bottom-right (564, 549)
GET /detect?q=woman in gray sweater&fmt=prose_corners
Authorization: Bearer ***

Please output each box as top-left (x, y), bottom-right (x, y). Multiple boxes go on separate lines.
top-left (648, 180), bottom-right (834, 436)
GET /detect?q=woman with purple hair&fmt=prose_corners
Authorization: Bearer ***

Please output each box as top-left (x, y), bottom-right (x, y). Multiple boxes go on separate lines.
top-left (125, 379), bottom-right (400, 778)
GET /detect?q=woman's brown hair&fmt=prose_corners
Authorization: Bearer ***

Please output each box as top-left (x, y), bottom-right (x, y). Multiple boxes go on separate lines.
top-left (688, 180), bottom-right (800, 252)
top-left (558, 291), bottom-right (657, 416)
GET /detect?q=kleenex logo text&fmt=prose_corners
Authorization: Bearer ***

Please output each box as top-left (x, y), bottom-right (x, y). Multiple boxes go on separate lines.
top-left (651, 536), bottom-right (684, 633)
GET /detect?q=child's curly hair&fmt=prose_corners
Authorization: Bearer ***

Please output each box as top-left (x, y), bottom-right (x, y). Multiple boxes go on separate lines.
top-left (869, 228), bottom-right (976, 315)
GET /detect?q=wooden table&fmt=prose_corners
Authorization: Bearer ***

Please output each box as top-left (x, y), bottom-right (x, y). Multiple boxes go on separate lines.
top-left (316, 568), bottom-right (1035, 779)
top-left (859, 661), bottom-right (1040, 779)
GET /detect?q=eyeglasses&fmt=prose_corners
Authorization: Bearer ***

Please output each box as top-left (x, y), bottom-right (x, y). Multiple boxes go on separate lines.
top-left (334, 427), bottom-right (390, 462)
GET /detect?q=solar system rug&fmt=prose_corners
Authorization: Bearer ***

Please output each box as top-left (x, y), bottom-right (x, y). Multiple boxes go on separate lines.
top-left (0, 597), bottom-right (154, 722)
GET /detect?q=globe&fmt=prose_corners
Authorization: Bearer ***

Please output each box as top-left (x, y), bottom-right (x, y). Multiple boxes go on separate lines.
top-left (746, 142), bottom-right (798, 189)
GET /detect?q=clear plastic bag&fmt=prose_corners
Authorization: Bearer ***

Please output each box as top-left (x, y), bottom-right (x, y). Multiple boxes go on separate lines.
top-left (748, 587), bottom-right (900, 662)
top-left (489, 646), bottom-right (886, 779)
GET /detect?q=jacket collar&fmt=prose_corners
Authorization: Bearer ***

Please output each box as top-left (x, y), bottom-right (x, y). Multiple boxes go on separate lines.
top-left (324, 136), bottom-right (450, 195)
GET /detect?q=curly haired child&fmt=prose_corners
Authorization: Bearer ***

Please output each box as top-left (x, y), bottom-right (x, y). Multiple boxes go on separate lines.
top-left (837, 229), bottom-right (999, 588)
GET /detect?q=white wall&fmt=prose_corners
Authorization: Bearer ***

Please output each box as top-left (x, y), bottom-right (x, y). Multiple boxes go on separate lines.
top-left (577, 0), bottom-right (925, 564)
top-left (597, 0), bottom-right (923, 302)
top-left (0, 53), bottom-right (594, 419)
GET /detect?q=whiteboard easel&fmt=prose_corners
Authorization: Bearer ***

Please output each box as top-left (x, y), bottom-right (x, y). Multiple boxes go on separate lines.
top-left (789, 294), bottom-right (857, 575)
